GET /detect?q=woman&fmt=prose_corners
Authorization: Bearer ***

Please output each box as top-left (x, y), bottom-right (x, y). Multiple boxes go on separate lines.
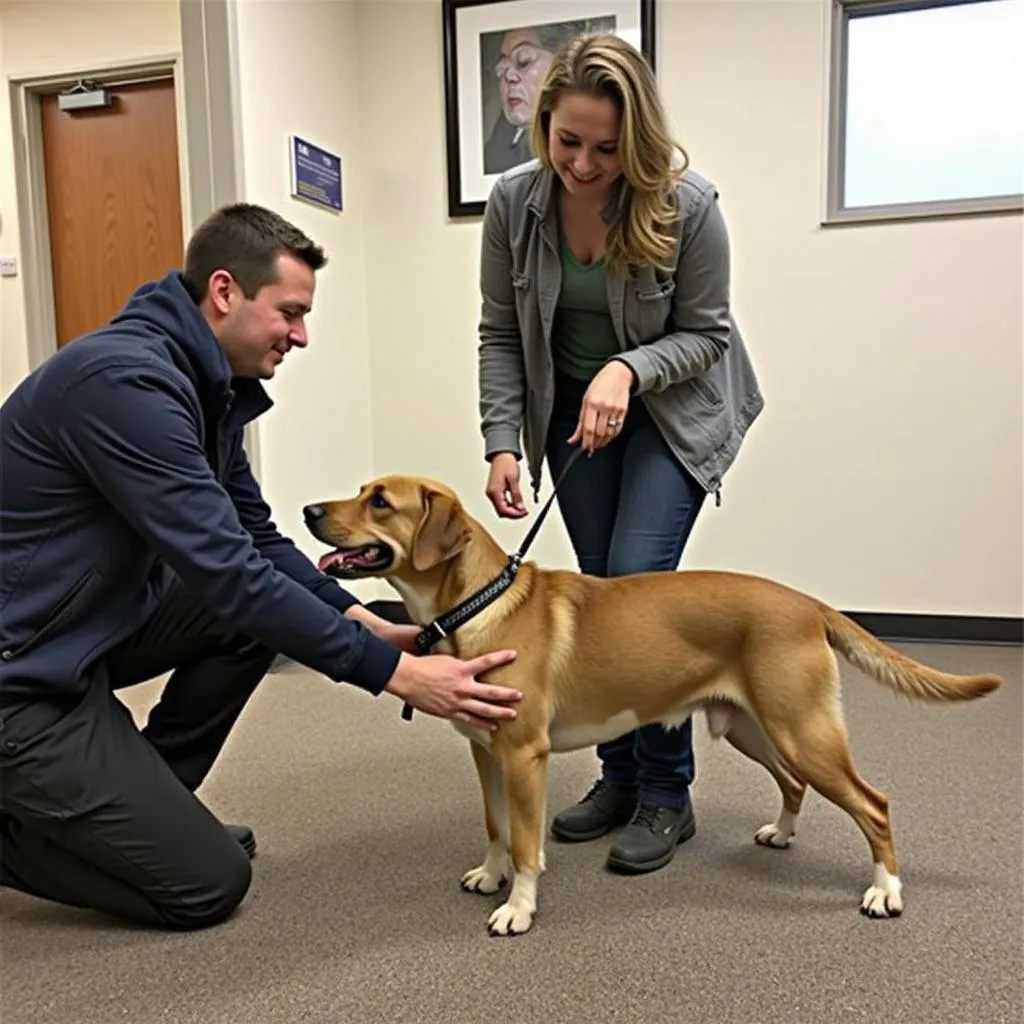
top-left (476, 33), bottom-right (764, 875)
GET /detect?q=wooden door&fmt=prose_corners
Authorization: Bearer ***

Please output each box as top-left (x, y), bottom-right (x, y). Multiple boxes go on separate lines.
top-left (40, 77), bottom-right (184, 348)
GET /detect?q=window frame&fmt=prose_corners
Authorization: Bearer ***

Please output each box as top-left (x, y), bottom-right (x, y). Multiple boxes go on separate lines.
top-left (825, 0), bottom-right (1024, 224)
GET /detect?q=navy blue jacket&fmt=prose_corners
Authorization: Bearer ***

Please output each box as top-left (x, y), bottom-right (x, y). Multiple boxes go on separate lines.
top-left (0, 272), bottom-right (401, 705)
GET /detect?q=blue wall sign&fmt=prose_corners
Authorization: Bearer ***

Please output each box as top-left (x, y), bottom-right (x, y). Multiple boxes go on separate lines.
top-left (289, 135), bottom-right (342, 213)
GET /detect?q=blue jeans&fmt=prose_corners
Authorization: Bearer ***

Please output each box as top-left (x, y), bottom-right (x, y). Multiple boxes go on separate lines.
top-left (545, 370), bottom-right (706, 810)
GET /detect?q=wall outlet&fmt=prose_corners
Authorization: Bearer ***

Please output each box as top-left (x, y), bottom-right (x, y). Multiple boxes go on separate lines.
top-left (0, 256), bottom-right (17, 278)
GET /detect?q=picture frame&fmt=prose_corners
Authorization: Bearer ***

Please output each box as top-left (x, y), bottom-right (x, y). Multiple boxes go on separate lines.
top-left (441, 0), bottom-right (656, 218)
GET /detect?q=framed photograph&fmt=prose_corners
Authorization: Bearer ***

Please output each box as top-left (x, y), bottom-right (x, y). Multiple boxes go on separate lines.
top-left (441, 0), bottom-right (656, 218)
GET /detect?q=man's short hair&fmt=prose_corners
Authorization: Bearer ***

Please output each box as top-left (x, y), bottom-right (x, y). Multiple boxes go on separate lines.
top-left (182, 203), bottom-right (327, 301)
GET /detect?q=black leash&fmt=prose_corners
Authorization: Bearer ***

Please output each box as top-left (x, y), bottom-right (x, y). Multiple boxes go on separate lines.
top-left (401, 446), bottom-right (586, 721)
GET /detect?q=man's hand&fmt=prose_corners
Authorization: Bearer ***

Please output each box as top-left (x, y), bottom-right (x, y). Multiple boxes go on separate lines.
top-left (385, 649), bottom-right (521, 730)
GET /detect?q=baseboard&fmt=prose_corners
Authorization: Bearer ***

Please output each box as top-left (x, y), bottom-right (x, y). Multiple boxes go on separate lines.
top-left (366, 600), bottom-right (1023, 647)
top-left (841, 612), bottom-right (1022, 646)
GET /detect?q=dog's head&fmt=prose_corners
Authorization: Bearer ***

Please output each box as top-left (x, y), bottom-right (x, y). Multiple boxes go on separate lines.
top-left (303, 475), bottom-right (472, 581)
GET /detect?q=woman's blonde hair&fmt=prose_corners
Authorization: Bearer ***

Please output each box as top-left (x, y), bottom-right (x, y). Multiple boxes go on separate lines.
top-left (530, 33), bottom-right (688, 277)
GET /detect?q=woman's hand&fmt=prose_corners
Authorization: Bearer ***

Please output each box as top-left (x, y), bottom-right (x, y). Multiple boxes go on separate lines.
top-left (485, 452), bottom-right (528, 519)
top-left (568, 361), bottom-right (636, 452)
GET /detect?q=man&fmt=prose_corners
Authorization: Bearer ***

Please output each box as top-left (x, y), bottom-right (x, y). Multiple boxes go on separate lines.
top-left (0, 203), bottom-right (520, 931)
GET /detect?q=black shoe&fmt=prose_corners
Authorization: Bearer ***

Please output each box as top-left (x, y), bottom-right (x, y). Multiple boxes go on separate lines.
top-left (226, 824), bottom-right (256, 859)
top-left (606, 801), bottom-right (695, 874)
top-left (551, 779), bottom-right (637, 842)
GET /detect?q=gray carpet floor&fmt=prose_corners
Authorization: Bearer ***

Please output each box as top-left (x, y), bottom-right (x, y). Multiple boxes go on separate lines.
top-left (1, 640), bottom-right (1021, 1024)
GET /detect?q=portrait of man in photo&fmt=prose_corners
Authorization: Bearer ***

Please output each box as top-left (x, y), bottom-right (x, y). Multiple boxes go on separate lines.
top-left (480, 17), bottom-right (616, 175)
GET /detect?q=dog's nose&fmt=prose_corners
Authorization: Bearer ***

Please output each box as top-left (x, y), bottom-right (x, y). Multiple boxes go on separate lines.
top-left (303, 504), bottom-right (326, 524)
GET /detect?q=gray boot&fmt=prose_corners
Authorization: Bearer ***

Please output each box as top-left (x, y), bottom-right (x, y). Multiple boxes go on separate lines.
top-left (606, 801), bottom-right (696, 874)
top-left (551, 779), bottom-right (637, 842)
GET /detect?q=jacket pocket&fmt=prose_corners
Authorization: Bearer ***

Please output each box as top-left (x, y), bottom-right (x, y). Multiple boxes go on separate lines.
top-left (690, 375), bottom-right (724, 408)
top-left (632, 279), bottom-right (677, 341)
top-left (636, 280), bottom-right (676, 302)
top-left (7, 568), bottom-right (105, 660)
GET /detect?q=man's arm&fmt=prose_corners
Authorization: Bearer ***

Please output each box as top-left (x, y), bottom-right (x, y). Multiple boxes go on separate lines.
top-left (53, 364), bottom-right (400, 694)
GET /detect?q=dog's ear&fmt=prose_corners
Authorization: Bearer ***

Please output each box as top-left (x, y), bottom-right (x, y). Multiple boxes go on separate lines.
top-left (410, 490), bottom-right (470, 571)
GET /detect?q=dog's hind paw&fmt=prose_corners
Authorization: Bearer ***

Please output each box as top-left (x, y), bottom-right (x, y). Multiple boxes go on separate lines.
top-left (461, 865), bottom-right (506, 895)
top-left (487, 900), bottom-right (534, 936)
top-left (860, 865), bottom-right (903, 919)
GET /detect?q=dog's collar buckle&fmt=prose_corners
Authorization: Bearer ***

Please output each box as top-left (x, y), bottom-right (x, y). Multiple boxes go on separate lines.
top-left (415, 620), bottom-right (448, 652)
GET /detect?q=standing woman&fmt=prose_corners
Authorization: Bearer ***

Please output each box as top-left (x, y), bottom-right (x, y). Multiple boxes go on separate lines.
top-left (476, 33), bottom-right (764, 874)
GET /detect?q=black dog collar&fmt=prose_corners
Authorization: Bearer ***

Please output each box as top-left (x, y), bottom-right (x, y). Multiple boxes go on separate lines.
top-left (400, 447), bottom-right (585, 721)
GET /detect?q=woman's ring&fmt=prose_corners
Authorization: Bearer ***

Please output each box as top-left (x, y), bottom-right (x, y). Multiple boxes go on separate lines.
top-left (608, 418), bottom-right (621, 427)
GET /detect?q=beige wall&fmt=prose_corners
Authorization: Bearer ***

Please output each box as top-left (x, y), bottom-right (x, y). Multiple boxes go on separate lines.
top-left (357, 0), bottom-right (1023, 617)
top-left (228, 0), bottom-right (380, 604)
top-left (2, 0), bottom-right (1021, 618)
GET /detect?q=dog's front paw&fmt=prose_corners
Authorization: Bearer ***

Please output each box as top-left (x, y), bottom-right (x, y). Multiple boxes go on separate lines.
top-left (487, 899), bottom-right (535, 937)
top-left (461, 864), bottom-right (506, 895)
top-left (754, 809), bottom-right (796, 849)
top-left (754, 822), bottom-right (794, 849)
top-left (860, 865), bottom-right (903, 919)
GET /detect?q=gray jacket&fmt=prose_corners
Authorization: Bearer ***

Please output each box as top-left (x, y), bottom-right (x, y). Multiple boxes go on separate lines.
top-left (477, 159), bottom-right (764, 502)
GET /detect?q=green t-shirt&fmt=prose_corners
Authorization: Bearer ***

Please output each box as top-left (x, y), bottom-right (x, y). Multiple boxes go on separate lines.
top-left (551, 234), bottom-right (620, 381)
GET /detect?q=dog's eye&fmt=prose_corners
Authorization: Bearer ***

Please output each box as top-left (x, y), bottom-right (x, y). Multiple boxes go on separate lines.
top-left (369, 492), bottom-right (391, 510)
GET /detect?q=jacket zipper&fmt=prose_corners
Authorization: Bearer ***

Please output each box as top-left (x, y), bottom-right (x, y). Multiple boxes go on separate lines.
top-left (207, 390), bottom-right (234, 481)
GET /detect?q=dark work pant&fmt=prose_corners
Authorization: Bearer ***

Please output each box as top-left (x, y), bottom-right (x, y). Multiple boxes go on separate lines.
top-left (0, 576), bottom-right (276, 929)
top-left (546, 369), bottom-right (707, 810)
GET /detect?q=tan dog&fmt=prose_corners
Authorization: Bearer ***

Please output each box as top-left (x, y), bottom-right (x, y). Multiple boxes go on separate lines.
top-left (305, 475), bottom-right (1001, 936)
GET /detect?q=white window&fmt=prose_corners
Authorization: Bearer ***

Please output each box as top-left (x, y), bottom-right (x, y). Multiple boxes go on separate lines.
top-left (827, 0), bottom-right (1024, 222)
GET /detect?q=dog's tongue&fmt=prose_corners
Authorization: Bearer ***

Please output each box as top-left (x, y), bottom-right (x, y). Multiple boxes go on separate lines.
top-left (317, 547), bottom-right (381, 573)
top-left (317, 551), bottom-right (346, 573)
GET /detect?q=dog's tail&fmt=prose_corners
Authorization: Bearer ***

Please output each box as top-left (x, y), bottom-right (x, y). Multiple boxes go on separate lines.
top-left (819, 604), bottom-right (1002, 702)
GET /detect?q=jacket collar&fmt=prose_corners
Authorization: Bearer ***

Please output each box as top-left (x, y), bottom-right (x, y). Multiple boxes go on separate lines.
top-left (228, 377), bottom-right (273, 427)
top-left (110, 272), bottom-right (274, 432)
top-left (161, 272), bottom-right (272, 423)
